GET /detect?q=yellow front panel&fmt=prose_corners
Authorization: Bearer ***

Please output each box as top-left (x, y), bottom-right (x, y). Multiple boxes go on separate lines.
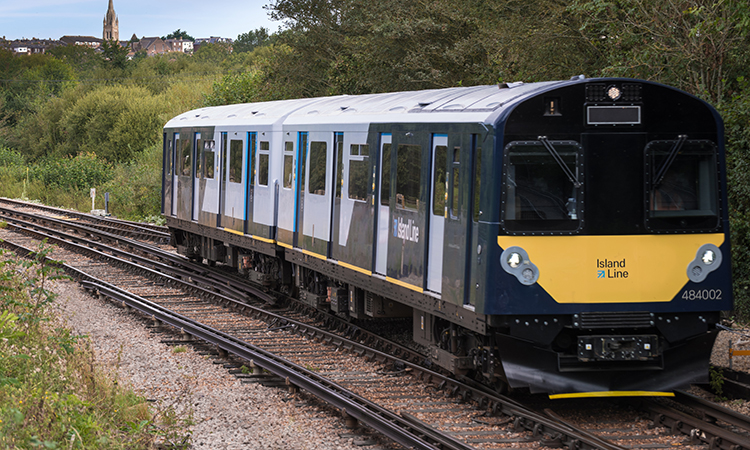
top-left (498, 234), bottom-right (724, 304)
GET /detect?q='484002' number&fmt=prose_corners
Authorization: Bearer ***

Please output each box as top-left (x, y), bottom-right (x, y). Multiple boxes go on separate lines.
top-left (682, 289), bottom-right (722, 300)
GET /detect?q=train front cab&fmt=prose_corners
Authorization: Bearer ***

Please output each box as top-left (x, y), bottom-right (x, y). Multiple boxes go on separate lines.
top-left (484, 79), bottom-right (732, 396)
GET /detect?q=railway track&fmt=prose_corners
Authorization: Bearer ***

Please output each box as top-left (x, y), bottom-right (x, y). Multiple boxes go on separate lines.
top-left (0, 197), bottom-right (170, 243)
top-left (1, 206), bottom-right (749, 450)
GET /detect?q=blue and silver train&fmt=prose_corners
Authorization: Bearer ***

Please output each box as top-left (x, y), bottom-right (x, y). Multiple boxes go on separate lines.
top-left (162, 77), bottom-right (732, 397)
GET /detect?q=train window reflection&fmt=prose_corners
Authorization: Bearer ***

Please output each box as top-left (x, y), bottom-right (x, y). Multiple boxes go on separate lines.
top-left (348, 144), bottom-right (369, 202)
top-left (203, 140), bottom-right (215, 179)
top-left (181, 138), bottom-right (191, 177)
top-left (646, 140), bottom-right (719, 231)
top-left (258, 141), bottom-right (269, 186)
top-left (503, 140), bottom-right (582, 233)
top-left (396, 144), bottom-right (422, 210)
top-left (432, 145), bottom-right (447, 216)
top-left (308, 141), bottom-right (327, 195)
top-left (229, 140), bottom-right (243, 183)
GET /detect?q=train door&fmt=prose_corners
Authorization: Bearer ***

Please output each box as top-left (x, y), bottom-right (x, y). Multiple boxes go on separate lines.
top-left (192, 132), bottom-right (202, 221)
top-left (294, 132), bottom-right (309, 248)
top-left (244, 132), bottom-right (256, 233)
top-left (162, 133), bottom-right (172, 216)
top-left (442, 135), bottom-right (474, 306)
top-left (249, 137), bottom-right (273, 239)
top-left (329, 132), bottom-right (344, 258)
top-left (198, 136), bottom-right (219, 226)
top-left (298, 132), bottom-right (332, 256)
top-left (374, 133), bottom-right (392, 275)
top-left (171, 133), bottom-right (178, 216)
top-left (276, 135), bottom-right (297, 246)
top-left (176, 131), bottom-right (193, 221)
top-left (427, 135), bottom-right (447, 293)
top-left (218, 132), bottom-right (227, 228)
top-left (220, 133), bottom-right (246, 232)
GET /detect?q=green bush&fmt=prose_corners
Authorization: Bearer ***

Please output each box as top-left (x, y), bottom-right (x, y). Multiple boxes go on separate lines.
top-left (31, 153), bottom-right (113, 191)
top-left (101, 144), bottom-right (163, 220)
top-left (722, 78), bottom-right (750, 321)
top-left (0, 243), bottom-right (191, 448)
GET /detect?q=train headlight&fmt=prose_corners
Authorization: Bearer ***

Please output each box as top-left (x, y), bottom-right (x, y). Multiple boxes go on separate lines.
top-left (507, 252), bottom-right (522, 268)
top-left (606, 85), bottom-right (622, 100)
top-left (687, 243), bottom-right (722, 283)
top-left (501, 247), bottom-right (540, 286)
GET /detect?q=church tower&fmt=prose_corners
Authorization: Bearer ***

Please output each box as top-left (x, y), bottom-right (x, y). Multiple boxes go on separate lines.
top-left (103, 0), bottom-right (119, 41)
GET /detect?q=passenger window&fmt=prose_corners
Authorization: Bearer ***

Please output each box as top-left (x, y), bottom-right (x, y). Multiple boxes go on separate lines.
top-left (166, 136), bottom-right (173, 175)
top-left (258, 141), bottom-right (269, 186)
top-left (203, 140), bottom-right (215, 179)
top-left (396, 144), bottom-right (422, 210)
top-left (380, 144), bottom-right (391, 206)
top-left (283, 141), bottom-right (294, 189)
top-left (181, 138), bottom-right (191, 176)
top-left (229, 140), bottom-right (243, 183)
top-left (195, 134), bottom-right (202, 178)
top-left (335, 134), bottom-right (344, 199)
top-left (503, 140), bottom-right (582, 233)
top-left (432, 145), bottom-right (447, 216)
top-left (247, 133), bottom-right (256, 185)
top-left (646, 139), bottom-right (719, 231)
top-left (308, 141), bottom-right (327, 195)
top-left (473, 143), bottom-right (481, 222)
top-left (451, 147), bottom-right (460, 217)
top-left (348, 144), bottom-right (369, 201)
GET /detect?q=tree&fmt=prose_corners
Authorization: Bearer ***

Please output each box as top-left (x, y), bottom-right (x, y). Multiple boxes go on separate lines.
top-left (100, 39), bottom-right (129, 71)
top-left (568, 0), bottom-right (750, 102)
top-left (234, 27), bottom-right (272, 53)
top-left (163, 29), bottom-right (195, 42)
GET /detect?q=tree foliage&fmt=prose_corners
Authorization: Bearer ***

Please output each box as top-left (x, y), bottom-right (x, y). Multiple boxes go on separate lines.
top-left (235, 27), bottom-right (273, 53)
top-left (163, 29), bottom-right (195, 42)
top-left (568, 0), bottom-right (750, 102)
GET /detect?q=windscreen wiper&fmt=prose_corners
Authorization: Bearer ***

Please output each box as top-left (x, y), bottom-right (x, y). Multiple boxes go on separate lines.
top-left (538, 136), bottom-right (581, 188)
top-left (652, 135), bottom-right (688, 187)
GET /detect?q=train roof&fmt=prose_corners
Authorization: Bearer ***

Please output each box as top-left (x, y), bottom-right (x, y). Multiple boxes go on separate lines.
top-left (164, 80), bottom-right (570, 129)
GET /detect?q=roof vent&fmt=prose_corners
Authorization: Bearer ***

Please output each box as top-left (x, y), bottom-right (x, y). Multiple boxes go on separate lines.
top-left (418, 102), bottom-right (431, 107)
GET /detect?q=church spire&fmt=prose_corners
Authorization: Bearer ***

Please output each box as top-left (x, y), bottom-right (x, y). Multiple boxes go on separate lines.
top-left (103, 0), bottom-right (119, 42)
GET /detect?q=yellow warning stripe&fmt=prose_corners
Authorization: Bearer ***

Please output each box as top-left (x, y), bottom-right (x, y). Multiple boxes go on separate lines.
top-left (224, 228), bottom-right (244, 236)
top-left (251, 235), bottom-right (276, 244)
top-left (386, 276), bottom-right (423, 293)
top-left (300, 248), bottom-right (327, 261)
top-left (338, 260), bottom-right (372, 276)
top-left (549, 391), bottom-right (675, 400)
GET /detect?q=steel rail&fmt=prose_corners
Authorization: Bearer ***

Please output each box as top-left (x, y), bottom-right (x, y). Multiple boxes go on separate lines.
top-left (0, 212), bottom-right (272, 304)
top-left (0, 235), bottom-right (445, 450)
top-left (0, 210), bottom-right (636, 450)
top-left (674, 390), bottom-right (750, 436)
top-left (640, 398), bottom-right (750, 450)
top-left (0, 199), bottom-right (169, 241)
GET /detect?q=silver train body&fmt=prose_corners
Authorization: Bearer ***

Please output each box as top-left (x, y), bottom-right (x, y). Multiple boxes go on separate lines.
top-left (163, 78), bottom-right (732, 397)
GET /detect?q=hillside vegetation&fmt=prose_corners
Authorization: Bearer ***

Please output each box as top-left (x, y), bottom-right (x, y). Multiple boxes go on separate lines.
top-left (1, 0), bottom-right (750, 320)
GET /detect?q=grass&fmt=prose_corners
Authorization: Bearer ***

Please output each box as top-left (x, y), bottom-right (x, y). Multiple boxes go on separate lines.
top-left (0, 145), bottom-right (164, 224)
top-left (0, 242), bottom-right (191, 448)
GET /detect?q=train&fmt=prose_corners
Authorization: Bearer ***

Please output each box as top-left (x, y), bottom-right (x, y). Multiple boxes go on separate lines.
top-left (162, 77), bottom-right (732, 397)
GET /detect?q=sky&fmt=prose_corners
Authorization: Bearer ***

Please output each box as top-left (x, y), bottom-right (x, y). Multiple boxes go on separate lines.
top-left (0, 0), bottom-right (283, 41)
